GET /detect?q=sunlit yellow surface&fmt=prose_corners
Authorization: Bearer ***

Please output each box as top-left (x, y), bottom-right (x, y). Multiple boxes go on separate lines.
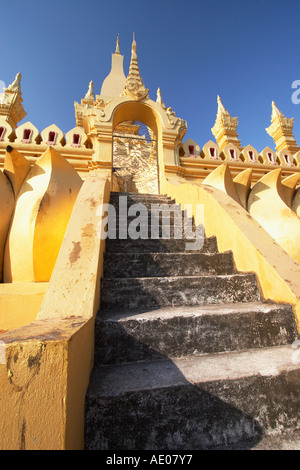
top-left (4, 147), bottom-right (82, 282)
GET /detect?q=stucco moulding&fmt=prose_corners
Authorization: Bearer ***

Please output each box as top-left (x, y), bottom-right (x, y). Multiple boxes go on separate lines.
top-left (0, 119), bottom-right (93, 149)
top-left (179, 139), bottom-right (300, 171)
top-left (240, 145), bottom-right (259, 165)
top-left (0, 118), bottom-right (15, 143)
top-left (75, 95), bottom-right (187, 134)
top-left (41, 124), bottom-right (66, 147)
top-left (14, 121), bottom-right (41, 145)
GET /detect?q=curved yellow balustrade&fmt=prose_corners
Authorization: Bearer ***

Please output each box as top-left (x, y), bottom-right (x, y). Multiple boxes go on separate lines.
top-left (0, 171), bottom-right (15, 281)
top-left (281, 174), bottom-right (300, 208)
top-left (4, 147), bottom-right (83, 282)
top-left (233, 168), bottom-right (253, 209)
top-left (247, 169), bottom-right (300, 264)
top-left (292, 187), bottom-right (300, 217)
top-left (202, 163), bottom-right (241, 205)
top-left (4, 145), bottom-right (31, 197)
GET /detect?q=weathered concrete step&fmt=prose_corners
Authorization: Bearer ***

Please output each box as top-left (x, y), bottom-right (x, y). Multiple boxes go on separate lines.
top-left (85, 345), bottom-right (300, 450)
top-left (109, 200), bottom-right (181, 211)
top-left (110, 192), bottom-right (173, 203)
top-left (216, 428), bottom-right (300, 450)
top-left (113, 211), bottom-right (193, 225)
top-left (94, 302), bottom-right (298, 365)
top-left (107, 223), bottom-right (197, 239)
top-left (103, 252), bottom-right (235, 278)
top-left (100, 273), bottom-right (261, 311)
top-left (110, 199), bottom-right (176, 208)
top-left (110, 191), bottom-right (170, 197)
top-left (106, 216), bottom-right (197, 237)
top-left (105, 236), bottom-right (216, 253)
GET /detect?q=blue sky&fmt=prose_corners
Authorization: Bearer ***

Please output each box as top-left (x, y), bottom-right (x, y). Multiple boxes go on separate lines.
top-left (1, 0), bottom-right (300, 152)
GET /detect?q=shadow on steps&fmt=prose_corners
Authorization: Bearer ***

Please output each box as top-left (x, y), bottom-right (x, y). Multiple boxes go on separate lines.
top-left (85, 327), bottom-right (265, 450)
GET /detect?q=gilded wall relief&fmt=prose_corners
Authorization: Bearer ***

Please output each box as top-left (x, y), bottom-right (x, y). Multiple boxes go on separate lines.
top-left (112, 121), bottom-right (159, 194)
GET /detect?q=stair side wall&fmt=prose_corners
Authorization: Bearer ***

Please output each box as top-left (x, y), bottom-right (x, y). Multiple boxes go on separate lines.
top-left (162, 177), bottom-right (300, 332)
top-left (0, 173), bottom-right (111, 449)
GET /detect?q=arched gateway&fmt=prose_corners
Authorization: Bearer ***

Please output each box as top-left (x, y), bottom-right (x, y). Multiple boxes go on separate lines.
top-left (74, 35), bottom-right (187, 193)
top-left (112, 119), bottom-right (158, 194)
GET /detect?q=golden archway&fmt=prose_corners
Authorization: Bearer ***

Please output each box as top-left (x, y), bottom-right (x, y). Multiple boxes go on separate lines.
top-left (81, 96), bottom-right (186, 195)
top-left (112, 119), bottom-right (158, 194)
top-left (111, 101), bottom-right (161, 194)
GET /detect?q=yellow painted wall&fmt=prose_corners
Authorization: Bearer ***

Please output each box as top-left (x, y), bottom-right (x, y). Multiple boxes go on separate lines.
top-left (0, 173), bottom-right (111, 450)
top-left (162, 176), bottom-right (300, 330)
top-left (0, 282), bottom-right (48, 331)
top-left (0, 316), bottom-right (93, 449)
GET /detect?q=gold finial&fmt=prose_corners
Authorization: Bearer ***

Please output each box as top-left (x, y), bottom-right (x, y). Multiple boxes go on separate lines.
top-left (6, 72), bottom-right (22, 92)
top-left (211, 95), bottom-right (241, 150)
top-left (131, 33), bottom-right (137, 60)
top-left (156, 87), bottom-right (166, 109)
top-left (122, 33), bottom-right (149, 100)
top-left (266, 101), bottom-right (298, 153)
top-left (115, 34), bottom-right (120, 54)
top-left (84, 80), bottom-right (94, 101)
top-left (217, 95), bottom-right (229, 116)
top-left (271, 101), bottom-right (284, 119)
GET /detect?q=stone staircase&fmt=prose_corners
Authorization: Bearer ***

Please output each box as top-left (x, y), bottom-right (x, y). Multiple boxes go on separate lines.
top-left (84, 192), bottom-right (300, 450)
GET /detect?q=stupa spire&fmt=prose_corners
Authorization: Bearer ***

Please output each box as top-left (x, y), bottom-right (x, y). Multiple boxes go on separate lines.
top-left (115, 34), bottom-right (120, 54)
top-left (211, 95), bottom-right (241, 150)
top-left (266, 101), bottom-right (299, 154)
top-left (99, 36), bottom-right (126, 99)
top-left (216, 95), bottom-right (229, 117)
top-left (271, 100), bottom-right (284, 120)
top-left (0, 72), bottom-right (26, 128)
top-left (123, 34), bottom-right (149, 100)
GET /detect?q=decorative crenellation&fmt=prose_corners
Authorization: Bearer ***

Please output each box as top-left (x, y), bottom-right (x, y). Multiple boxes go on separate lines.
top-left (0, 72), bottom-right (94, 166)
top-left (0, 120), bottom-right (92, 148)
top-left (179, 96), bottom-right (300, 178)
top-left (0, 120), bottom-right (94, 177)
top-left (194, 96), bottom-right (300, 170)
top-left (179, 138), bottom-right (300, 168)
